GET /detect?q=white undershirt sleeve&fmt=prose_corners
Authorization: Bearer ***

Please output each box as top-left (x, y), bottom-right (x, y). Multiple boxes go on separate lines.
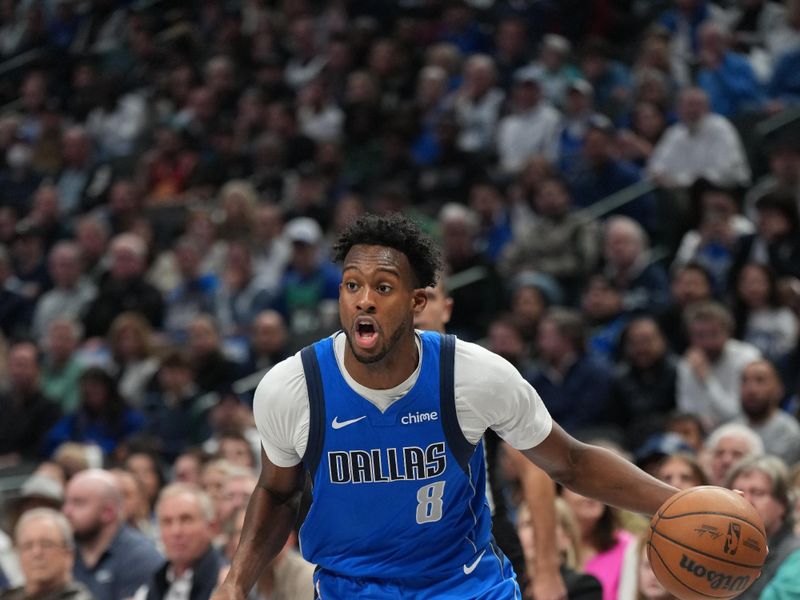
top-left (453, 340), bottom-right (553, 450)
top-left (252, 353), bottom-right (310, 467)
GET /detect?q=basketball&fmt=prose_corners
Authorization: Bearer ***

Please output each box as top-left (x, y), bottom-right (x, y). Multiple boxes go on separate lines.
top-left (647, 486), bottom-right (768, 600)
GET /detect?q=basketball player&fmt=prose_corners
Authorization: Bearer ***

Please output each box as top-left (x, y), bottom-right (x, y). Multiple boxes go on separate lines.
top-left (213, 214), bottom-right (677, 599)
top-left (415, 277), bottom-right (567, 600)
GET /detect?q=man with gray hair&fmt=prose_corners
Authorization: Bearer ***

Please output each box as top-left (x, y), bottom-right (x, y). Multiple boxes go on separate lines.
top-left (32, 241), bottom-right (96, 342)
top-left (727, 455), bottom-right (800, 599)
top-left (62, 470), bottom-right (163, 600)
top-left (705, 422), bottom-right (764, 486)
top-left (1, 508), bottom-right (93, 600)
top-left (134, 484), bottom-right (225, 600)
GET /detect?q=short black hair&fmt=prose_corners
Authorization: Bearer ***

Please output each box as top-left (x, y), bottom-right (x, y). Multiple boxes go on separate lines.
top-left (332, 213), bottom-right (442, 288)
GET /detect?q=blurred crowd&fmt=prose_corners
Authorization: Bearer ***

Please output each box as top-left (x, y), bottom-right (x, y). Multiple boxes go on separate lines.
top-left (1, 0), bottom-right (800, 598)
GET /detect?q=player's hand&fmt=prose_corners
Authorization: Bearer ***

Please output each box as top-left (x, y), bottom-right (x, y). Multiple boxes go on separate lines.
top-left (531, 567), bottom-right (568, 600)
top-left (210, 581), bottom-right (246, 600)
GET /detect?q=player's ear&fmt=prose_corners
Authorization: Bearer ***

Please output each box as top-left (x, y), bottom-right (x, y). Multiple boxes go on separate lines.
top-left (411, 288), bottom-right (427, 315)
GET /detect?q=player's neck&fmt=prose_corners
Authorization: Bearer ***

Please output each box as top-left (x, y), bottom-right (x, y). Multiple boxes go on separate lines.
top-left (343, 333), bottom-right (419, 390)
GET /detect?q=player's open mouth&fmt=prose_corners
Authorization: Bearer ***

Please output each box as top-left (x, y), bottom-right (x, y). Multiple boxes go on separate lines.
top-left (354, 317), bottom-right (379, 349)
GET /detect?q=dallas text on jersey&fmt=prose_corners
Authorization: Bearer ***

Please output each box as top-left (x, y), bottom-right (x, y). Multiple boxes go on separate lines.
top-left (328, 442), bottom-right (447, 484)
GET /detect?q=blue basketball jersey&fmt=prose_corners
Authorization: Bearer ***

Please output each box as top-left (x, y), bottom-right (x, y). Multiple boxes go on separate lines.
top-left (298, 331), bottom-right (496, 581)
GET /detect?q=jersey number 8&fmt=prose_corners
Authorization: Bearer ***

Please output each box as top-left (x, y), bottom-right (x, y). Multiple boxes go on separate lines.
top-left (416, 481), bottom-right (445, 524)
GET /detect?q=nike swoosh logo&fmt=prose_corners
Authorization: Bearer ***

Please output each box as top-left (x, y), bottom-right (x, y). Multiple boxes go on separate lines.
top-left (463, 549), bottom-right (486, 575)
top-left (331, 415), bottom-right (367, 429)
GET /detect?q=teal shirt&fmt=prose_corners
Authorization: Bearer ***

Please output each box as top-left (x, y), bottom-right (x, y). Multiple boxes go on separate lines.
top-left (761, 549), bottom-right (800, 600)
top-left (41, 357), bottom-right (84, 413)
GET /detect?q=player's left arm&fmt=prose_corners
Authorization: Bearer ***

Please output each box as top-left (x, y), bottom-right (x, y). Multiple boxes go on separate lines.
top-left (521, 422), bottom-right (678, 516)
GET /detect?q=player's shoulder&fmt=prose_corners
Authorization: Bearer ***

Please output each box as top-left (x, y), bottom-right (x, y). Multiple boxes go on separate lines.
top-left (253, 351), bottom-right (308, 416)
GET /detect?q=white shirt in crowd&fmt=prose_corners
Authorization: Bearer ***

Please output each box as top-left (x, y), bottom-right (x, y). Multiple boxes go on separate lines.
top-left (647, 113), bottom-right (751, 188)
top-left (676, 339), bottom-right (761, 430)
top-left (496, 103), bottom-right (562, 174)
top-left (253, 332), bottom-right (553, 467)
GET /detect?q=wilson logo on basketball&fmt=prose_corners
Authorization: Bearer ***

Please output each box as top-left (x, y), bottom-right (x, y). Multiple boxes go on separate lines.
top-left (679, 555), bottom-right (751, 591)
top-left (724, 522), bottom-right (741, 556)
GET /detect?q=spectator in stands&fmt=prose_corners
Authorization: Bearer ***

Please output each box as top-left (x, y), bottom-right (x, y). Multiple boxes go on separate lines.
top-left (581, 274), bottom-right (629, 364)
top-left (705, 422), bottom-right (764, 486)
top-left (559, 487), bottom-right (635, 600)
top-left (768, 45), bottom-right (800, 106)
top-left (672, 179), bottom-right (754, 293)
top-left (55, 126), bottom-right (110, 216)
top-left (73, 216), bottom-right (110, 283)
top-left (498, 176), bottom-right (600, 297)
top-left (133, 484), bottom-right (224, 600)
top-left (731, 263), bottom-right (798, 361)
top-left (528, 34), bottom-right (580, 109)
top-left (32, 241), bottom-right (96, 343)
top-left (141, 351), bottom-right (210, 462)
top-left (617, 101), bottom-right (669, 168)
top-left (451, 54), bottom-right (505, 156)
top-left (27, 184), bottom-right (70, 252)
top-left (106, 312), bottom-right (160, 409)
top-left (658, 263), bottom-right (715, 354)
top-left (0, 141), bottom-right (41, 217)
top-left (1, 508), bottom-right (93, 600)
top-left (185, 314), bottom-right (241, 395)
top-left (467, 180), bottom-right (513, 262)
top-left (271, 217), bottom-right (340, 338)
top-left (765, 0), bottom-right (800, 60)
top-left (41, 318), bottom-right (85, 414)
top-left (109, 469), bottom-right (154, 539)
top-left (696, 21), bottom-right (764, 118)
top-left (438, 203), bottom-right (505, 341)
top-left (250, 203), bottom-right (290, 296)
top-left (727, 456), bottom-right (800, 599)
top-left (530, 308), bottom-right (613, 438)
top-left (734, 359), bottom-right (800, 464)
top-left (214, 240), bottom-right (275, 340)
top-left (496, 68), bottom-right (561, 174)
top-left (677, 301), bottom-right (761, 429)
top-left (566, 116), bottom-right (655, 231)
top-left (655, 452), bottom-right (708, 490)
top-left (610, 316), bottom-right (678, 450)
top-left (161, 236), bottom-right (219, 344)
top-left (83, 233), bottom-right (164, 339)
top-left (0, 341), bottom-right (59, 464)
top-left (558, 79), bottom-right (596, 174)
top-left (578, 38), bottom-right (632, 120)
top-left (602, 216), bottom-right (670, 315)
top-left (217, 470), bottom-right (257, 525)
top-left (728, 0), bottom-right (786, 56)
top-left (239, 310), bottom-right (290, 383)
top-left (0, 245), bottom-right (33, 340)
top-left (648, 87), bottom-right (751, 188)
top-left (491, 16), bottom-right (530, 91)
top-left (124, 451), bottom-right (165, 517)
top-left (63, 469), bottom-right (163, 600)
top-left (743, 139), bottom-right (800, 219)
top-left (9, 220), bottom-right (50, 303)
top-left (734, 192), bottom-right (800, 283)
top-left (44, 366), bottom-right (145, 458)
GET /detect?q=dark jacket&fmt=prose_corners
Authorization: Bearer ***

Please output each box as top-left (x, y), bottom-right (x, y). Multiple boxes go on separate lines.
top-left (83, 275), bottom-right (164, 338)
top-left (610, 354), bottom-right (678, 450)
top-left (0, 581), bottom-right (95, 600)
top-left (144, 546), bottom-right (225, 600)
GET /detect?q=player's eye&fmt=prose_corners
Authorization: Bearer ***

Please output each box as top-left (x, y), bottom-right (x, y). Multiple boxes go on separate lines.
top-left (377, 284), bottom-right (392, 294)
top-left (345, 281), bottom-right (359, 291)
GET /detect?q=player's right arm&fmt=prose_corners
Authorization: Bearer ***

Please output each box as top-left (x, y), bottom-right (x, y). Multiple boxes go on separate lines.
top-left (212, 448), bottom-right (305, 600)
